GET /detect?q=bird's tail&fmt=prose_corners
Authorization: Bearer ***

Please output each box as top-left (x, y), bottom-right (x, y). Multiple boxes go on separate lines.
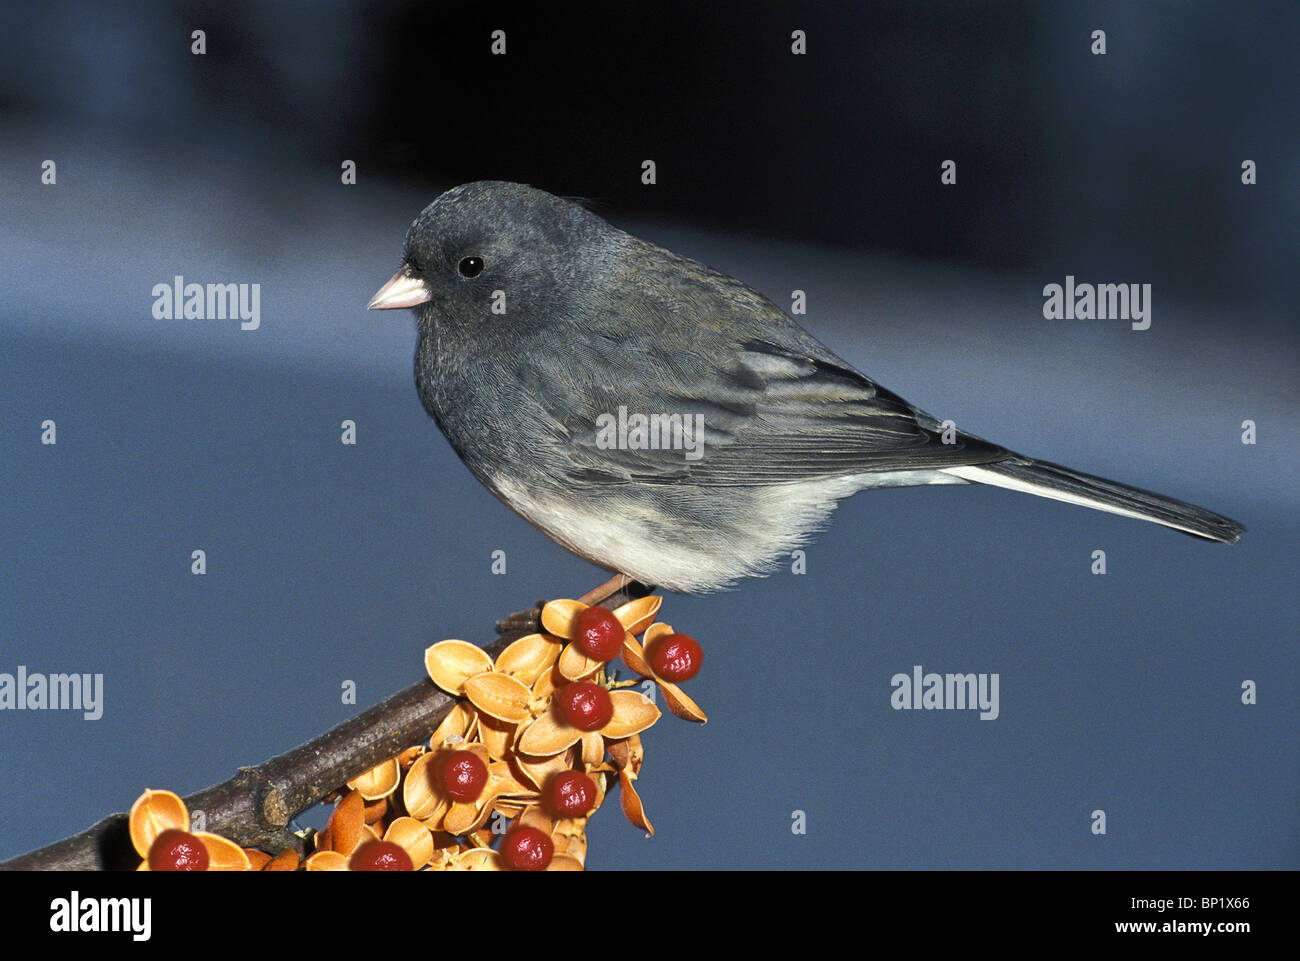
top-left (944, 459), bottom-right (1244, 544)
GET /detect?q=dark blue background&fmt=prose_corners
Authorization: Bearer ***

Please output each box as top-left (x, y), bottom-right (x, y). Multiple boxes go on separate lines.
top-left (1, 1), bottom-right (1295, 868)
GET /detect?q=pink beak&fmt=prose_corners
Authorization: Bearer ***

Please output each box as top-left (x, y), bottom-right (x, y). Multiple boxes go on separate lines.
top-left (367, 270), bottom-right (432, 310)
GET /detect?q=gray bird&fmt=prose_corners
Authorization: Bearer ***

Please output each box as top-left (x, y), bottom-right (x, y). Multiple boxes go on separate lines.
top-left (369, 181), bottom-right (1243, 593)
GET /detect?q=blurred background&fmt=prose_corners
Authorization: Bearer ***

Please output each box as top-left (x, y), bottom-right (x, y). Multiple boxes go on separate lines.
top-left (1, 0), bottom-right (1296, 868)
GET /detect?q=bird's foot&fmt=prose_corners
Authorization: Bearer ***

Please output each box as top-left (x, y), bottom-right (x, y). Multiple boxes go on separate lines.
top-left (494, 574), bottom-right (656, 640)
top-left (578, 573), bottom-right (638, 607)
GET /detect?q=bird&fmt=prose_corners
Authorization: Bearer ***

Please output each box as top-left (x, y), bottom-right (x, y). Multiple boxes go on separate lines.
top-left (368, 181), bottom-right (1243, 593)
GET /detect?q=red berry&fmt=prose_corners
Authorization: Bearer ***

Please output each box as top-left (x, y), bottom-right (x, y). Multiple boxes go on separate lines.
top-left (646, 633), bottom-right (702, 682)
top-left (555, 681), bottom-right (613, 731)
top-left (351, 840), bottom-right (413, 871)
top-left (436, 750), bottom-right (488, 803)
top-left (574, 605), bottom-right (625, 661)
top-left (148, 829), bottom-right (209, 872)
top-left (500, 826), bottom-right (554, 871)
top-left (545, 771), bottom-right (598, 818)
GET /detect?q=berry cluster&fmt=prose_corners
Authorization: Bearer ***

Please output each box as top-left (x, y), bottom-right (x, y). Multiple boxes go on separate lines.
top-left (131, 594), bottom-right (705, 871)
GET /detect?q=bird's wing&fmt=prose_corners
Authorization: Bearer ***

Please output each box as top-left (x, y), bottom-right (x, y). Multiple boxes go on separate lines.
top-left (553, 337), bottom-right (1010, 488)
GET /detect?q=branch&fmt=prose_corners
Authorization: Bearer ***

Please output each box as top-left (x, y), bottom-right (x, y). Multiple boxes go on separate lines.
top-left (1, 582), bottom-right (652, 871)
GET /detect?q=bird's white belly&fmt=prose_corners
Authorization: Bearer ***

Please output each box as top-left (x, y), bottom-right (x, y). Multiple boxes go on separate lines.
top-left (489, 470), bottom-right (963, 592)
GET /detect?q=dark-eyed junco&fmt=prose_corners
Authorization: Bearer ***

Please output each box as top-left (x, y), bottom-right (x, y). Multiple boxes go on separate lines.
top-left (369, 181), bottom-right (1243, 592)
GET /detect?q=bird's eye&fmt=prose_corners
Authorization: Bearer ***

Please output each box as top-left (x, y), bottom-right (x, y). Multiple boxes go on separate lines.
top-left (458, 256), bottom-right (484, 278)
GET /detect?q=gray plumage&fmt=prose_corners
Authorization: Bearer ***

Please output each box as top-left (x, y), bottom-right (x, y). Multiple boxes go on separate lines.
top-left (369, 181), bottom-right (1243, 592)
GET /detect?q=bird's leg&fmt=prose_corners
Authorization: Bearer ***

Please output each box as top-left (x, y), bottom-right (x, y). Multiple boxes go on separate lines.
top-left (577, 573), bottom-right (635, 606)
top-left (494, 573), bottom-right (654, 640)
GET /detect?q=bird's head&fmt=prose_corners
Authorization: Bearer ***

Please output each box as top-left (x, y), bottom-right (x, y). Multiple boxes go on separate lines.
top-left (367, 181), bottom-right (611, 328)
